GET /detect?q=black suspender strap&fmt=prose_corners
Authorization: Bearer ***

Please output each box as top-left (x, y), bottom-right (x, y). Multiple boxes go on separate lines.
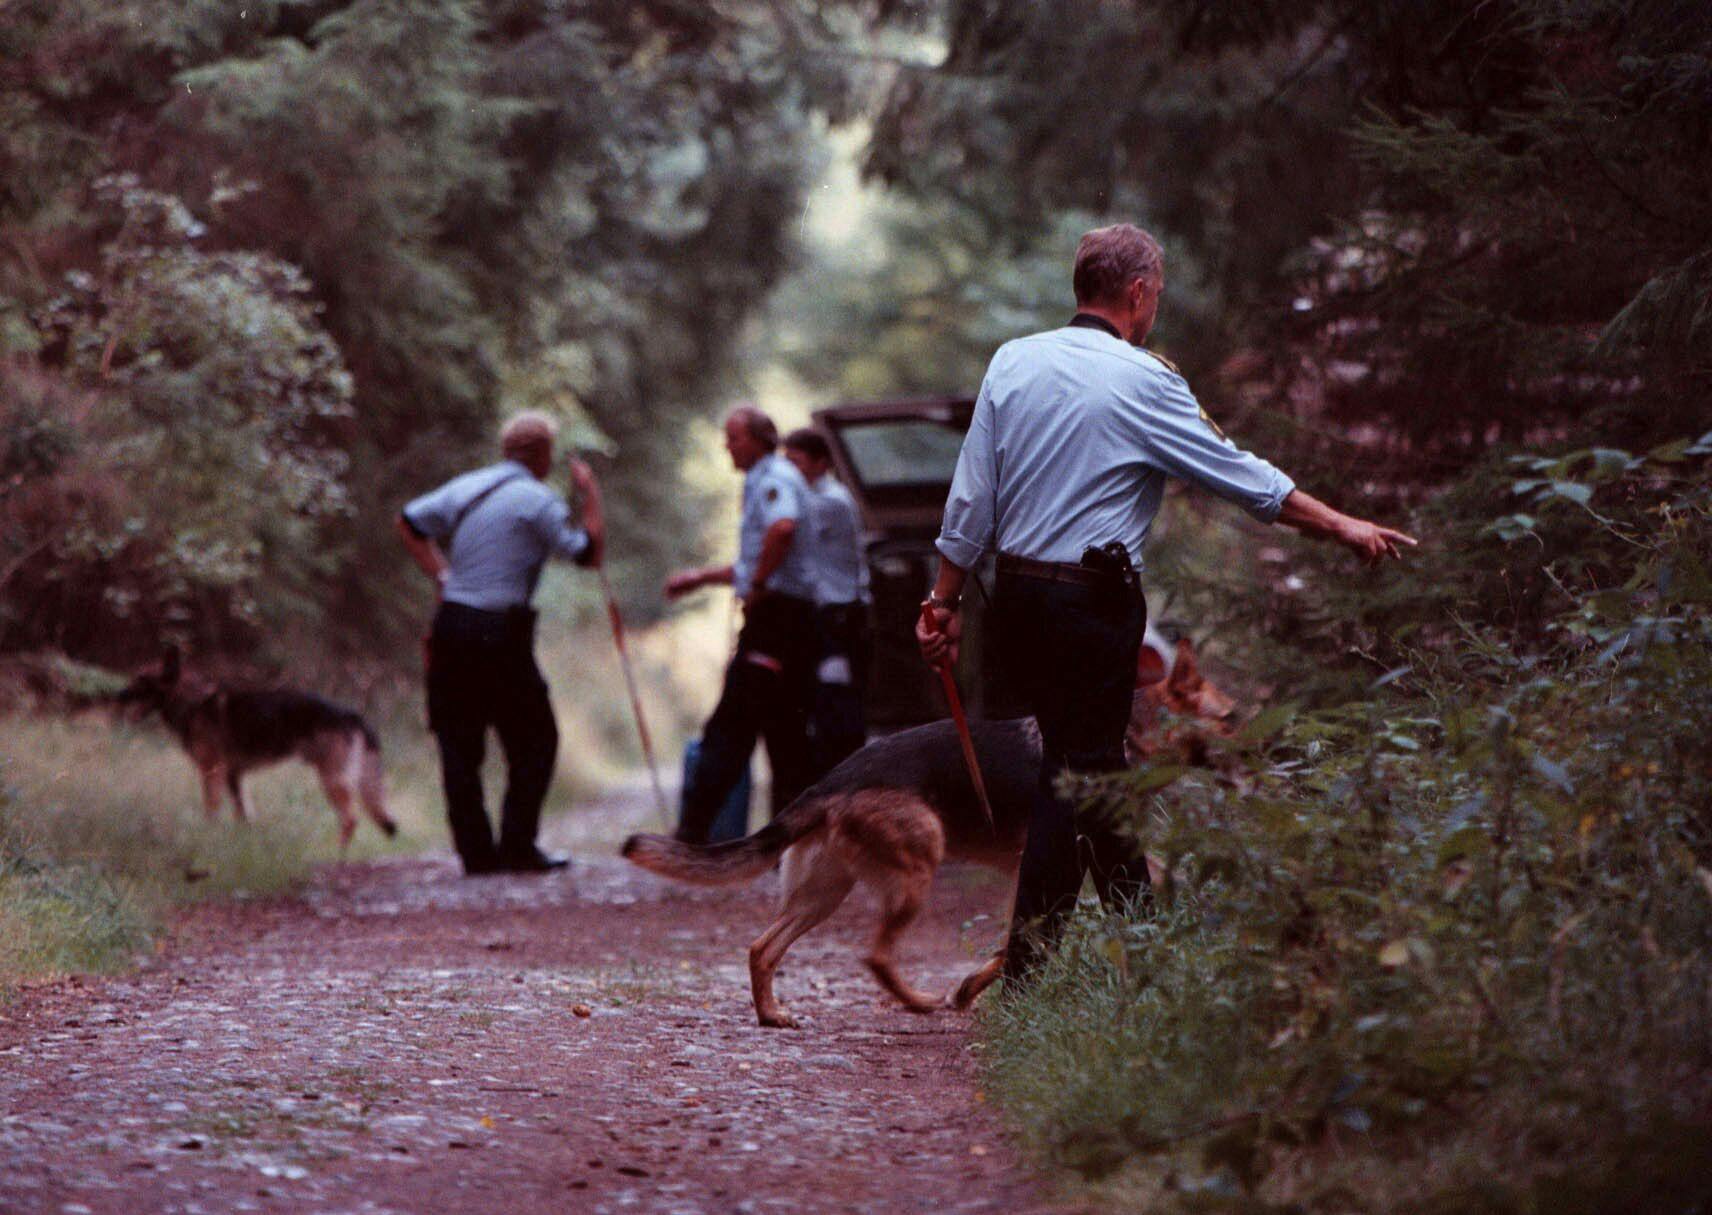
top-left (446, 469), bottom-right (526, 557)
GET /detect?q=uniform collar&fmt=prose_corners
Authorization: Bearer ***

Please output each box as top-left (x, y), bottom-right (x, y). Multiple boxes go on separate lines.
top-left (1068, 312), bottom-right (1123, 340)
top-left (745, 451), bottom-right (785, 488)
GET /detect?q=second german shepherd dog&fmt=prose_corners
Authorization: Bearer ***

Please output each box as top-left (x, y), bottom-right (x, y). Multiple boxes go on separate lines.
top-left (118, 649), bottom-right (398, 849)
top-left (624, 629), bottom-right (1236, 1027)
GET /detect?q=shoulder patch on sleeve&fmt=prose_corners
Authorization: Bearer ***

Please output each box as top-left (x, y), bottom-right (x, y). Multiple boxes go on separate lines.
top-left (1146, 348), bottom-right (1182, 376)
top-left (1198, 404), bottom-right (1228, 441)
top-left (765, 486), bottom-right (779, 504)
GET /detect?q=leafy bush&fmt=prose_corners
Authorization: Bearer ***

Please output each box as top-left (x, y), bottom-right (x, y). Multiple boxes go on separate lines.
top-left (979, 440), bottom-right (1712, 1210)
top-left (6, 176), bottom-right (356, 661)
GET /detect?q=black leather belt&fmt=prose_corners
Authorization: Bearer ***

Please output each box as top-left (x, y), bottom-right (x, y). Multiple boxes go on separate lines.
top-left (996, 552), bottom-right (1110, 588)
top-left (433, 600), bottom-right (537, 646)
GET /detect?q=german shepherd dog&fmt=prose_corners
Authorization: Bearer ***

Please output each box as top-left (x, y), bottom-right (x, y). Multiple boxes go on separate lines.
top-left (623, 629), bottom-right (1236, 1027)
top-left (118, 649), bottom-right (398, 850)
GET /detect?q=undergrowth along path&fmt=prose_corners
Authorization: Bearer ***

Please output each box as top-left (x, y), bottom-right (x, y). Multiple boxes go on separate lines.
top-left (0, 786), bottom-right (1053, 1214)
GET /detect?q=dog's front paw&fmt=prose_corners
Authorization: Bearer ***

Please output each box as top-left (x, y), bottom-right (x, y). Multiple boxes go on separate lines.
top-left (756, 1009), bottom-right (799, 1029)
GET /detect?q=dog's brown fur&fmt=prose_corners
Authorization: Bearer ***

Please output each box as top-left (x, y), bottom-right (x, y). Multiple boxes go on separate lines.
top-left (118, 650), bottom-right (397, 850)
top-left (623, 634), bottom-right (1237, 1028)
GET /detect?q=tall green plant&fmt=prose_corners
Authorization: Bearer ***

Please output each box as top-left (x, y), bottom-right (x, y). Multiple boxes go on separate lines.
top-left (8, 177), bottom-right (354, 656)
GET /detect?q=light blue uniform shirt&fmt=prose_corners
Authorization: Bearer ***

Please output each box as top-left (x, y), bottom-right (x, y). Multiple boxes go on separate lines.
top-left (801, 474), bottom-right (870, 607)
top-left (936, 324), bottom-right (1295, 571)
top-left (733, 452), bottom-right (815, 600)
top-left (402, 460), bottom-right (590, 610)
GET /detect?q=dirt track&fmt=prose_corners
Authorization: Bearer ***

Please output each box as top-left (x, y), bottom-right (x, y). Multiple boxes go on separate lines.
top-left (0, 786), bottom-right (1059, 1214)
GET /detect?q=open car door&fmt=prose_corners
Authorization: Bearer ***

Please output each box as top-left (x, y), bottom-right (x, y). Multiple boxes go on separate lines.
top-left (812, 398), bottom-right (1025, 729)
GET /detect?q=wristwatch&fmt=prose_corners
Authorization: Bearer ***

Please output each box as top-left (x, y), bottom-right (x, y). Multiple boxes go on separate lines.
top-left (923, 593), bottom-right (960, 612)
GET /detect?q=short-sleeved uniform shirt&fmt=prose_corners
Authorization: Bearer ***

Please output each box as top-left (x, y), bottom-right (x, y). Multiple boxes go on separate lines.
top-left (734, 452), bottom-right (815, 601)
top-left (801, 474), bottom-right (869, 607)
top-left (936, 320), bottom-right (1295, 571)
top-left (401, 460), bottom-right (591, 611)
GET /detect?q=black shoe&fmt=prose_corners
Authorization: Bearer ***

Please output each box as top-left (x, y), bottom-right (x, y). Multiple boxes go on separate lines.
top-left (462, 856), bottom-right (504, 877)
top-left (497, 848), bottom-right (569, 873)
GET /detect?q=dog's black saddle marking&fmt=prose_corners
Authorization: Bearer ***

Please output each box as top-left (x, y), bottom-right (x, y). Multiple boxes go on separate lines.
top-left (204, 688), bottom-right (378, 759)
top-left (805, 717), bottom-right (1042, 840)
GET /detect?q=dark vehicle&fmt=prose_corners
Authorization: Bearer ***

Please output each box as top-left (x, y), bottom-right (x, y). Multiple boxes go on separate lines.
top-left (813, 398), bottom-right (1026, 730)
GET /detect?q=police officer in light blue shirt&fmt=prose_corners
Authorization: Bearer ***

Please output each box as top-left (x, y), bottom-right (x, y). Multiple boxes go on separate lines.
top-left (665, 406), bottom-right (819, 842)
top-left (398, 411), bottom-right (606, 876)
top-left (783, 427), bottom-right (871, 773)
top-left (917, 223), bottom-right (1416, 983)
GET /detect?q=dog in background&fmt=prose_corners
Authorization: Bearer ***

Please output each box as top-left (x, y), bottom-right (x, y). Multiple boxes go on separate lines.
top-left (118, 649), bottom-right (398, 850)
top-left (623, 625), bottom-right (1239, 1028)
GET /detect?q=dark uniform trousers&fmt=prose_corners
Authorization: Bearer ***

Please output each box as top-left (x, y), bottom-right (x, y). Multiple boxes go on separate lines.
top-left (677, 592), bottom-right (817, 845)
top-left (427, 601), bottom-right (558, 870)
top-left (810, 602), bottom-right (869, 776)
top-left (995, 570), bottom-right (1149, 979)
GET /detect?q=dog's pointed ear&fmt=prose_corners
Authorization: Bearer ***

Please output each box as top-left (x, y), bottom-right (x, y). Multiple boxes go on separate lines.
top-left (1169, 637), bottom-right (1202, 688)
top-left (1136, 645), bottom-right (1168, 688)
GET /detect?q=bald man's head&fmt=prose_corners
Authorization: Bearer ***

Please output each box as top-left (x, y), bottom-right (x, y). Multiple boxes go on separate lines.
top-left (501, 411), bottom-right (557, 477)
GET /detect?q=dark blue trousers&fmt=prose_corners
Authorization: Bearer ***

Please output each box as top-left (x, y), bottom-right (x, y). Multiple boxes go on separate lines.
top-left (810, 602), bottom-right (869, 776)
top-left (427, 602), bottom-right (559, 872)
top-left (994, 572), bottom-right (1149, 979)
top-left (676, 594), bottom-right (816, 845)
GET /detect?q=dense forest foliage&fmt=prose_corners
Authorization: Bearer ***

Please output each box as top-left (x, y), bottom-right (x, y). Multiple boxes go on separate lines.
top-left (842, 0), bottom-right (1711, 477)
top-left (1, 0), bottom-right (856, 663)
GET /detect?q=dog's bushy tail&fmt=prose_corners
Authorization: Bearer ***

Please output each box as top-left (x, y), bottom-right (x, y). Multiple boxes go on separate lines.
top-left (622, 793), bottom-right (828, 887)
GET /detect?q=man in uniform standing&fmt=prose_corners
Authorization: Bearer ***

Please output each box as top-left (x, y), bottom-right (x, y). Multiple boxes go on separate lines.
top-left (917, 224), bottom-right (1415, 980)
top-left (666, 406), bottom-right (818, 844)
top-left (397, 411), bottom-right (605, 875)
top-left (783, 427), bottom-right (871, 774)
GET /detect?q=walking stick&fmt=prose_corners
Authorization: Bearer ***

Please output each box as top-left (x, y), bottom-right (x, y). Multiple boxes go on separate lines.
top-left (918, 603), bottom-right (996, 831)
top-left (600, 568), bottom-right (672, 830)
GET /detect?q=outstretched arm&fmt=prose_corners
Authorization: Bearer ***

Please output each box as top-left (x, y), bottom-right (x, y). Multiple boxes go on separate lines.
top-left (1276, 489), bottom-right (1417, 563)
top-left (664, 563), bottom-right (735, 599)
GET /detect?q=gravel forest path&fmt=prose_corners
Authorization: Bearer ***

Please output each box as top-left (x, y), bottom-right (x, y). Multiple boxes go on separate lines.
top-left (0, 783), bottom-right (1063, 1214)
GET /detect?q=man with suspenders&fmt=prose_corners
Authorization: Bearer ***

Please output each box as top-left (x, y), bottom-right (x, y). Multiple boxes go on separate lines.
top-left (398, 412), bottom-right (606, 875)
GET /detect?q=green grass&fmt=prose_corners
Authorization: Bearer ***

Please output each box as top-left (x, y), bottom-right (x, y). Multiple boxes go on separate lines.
top-left (981, 893), bottom-right (1712, 1213)
top-left (0, 709), bottom-right (441, 992)
top-left (0, 853), bottom-right (152, 981)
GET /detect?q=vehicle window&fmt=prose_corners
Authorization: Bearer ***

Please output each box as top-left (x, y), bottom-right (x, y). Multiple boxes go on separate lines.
top-left (839, 421), bottom-right (965, 487)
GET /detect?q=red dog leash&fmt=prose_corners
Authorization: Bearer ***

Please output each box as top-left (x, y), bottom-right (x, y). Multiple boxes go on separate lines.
top-left (919, 602), bottom-right (996, 831)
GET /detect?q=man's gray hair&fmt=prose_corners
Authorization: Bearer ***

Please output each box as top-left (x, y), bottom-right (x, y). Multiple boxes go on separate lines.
top-left (500, 411), bottom-right (558, 459)
top-left (728, 405), bottom-right (778, 451)
top-left (1073, 224), bottom-right (1164, 306)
